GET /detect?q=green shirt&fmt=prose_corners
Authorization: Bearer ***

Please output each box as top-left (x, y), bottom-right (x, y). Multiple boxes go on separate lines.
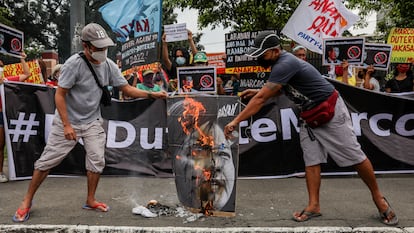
top-left (136, 83), bottom-right (162, 92)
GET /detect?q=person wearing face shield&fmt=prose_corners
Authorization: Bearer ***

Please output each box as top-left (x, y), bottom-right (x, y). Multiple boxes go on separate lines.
top-left (12, 23), bottom-right (167, 223)
top-left (223, 31), bottom-right (398, 226)
top-left (385, 63), bottom-right (414, 93)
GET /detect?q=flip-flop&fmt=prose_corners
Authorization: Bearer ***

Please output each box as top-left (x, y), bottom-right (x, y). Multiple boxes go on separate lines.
top-left (379, 197), bottom-right (398, 226)
top-left (292, 209), bottom-right (322, 222)
top-left (82, 202), bottom-right (110, 212)
top-left (12, 206), bottom-right (31, 223)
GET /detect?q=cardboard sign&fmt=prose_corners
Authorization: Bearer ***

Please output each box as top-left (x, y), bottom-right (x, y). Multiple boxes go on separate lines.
top-left (387, 28), bottom-right (414, 63)
top-left (358, 43), bottom-right (392, 70)
top-left (3, 60), bottom-right (44, 84)
top-left (207, 52), bottom-right (226, 74)
top-left (121, 32), bottom-right (158, 70)
top-left (177, 66), bottom-right (217, 94)
top-left (323, 37), bottom-right (365, 66)
top-left (225, 30), bottom-right (275, 74)
top-left (0, 23), bottom-right (24, 58)
top-left (164, 23), bottom-right (187, 42)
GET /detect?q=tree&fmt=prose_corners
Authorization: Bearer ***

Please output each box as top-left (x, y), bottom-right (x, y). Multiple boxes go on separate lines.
top-left (347, 0), bottom-right (414, 37)
top-left (1, 0), bottom-right (69, 60)
top-left (168, 0), bottom-right (301, 33)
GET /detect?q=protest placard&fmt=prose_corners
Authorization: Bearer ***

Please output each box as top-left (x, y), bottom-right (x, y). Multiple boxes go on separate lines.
top-left (0, 23), bottom-right (24, 58)
top-left (177, 66), bottom-right (217, 94)
top-left (323, 37), bottom-right (365, 66)
top-left (164, 23), bottom-right (187, 42)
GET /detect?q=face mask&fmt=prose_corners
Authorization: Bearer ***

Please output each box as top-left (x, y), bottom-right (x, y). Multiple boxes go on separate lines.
top-left (0, 67), bottom-right (3, 77)
top-left (397, 66), bottom-right (409, 73)
top-left (335, 66), bottom-right (343, 76)
top-left (175, 57), bottom-right (186, 66)
top-left (90, 50), bottom-right (108, 63)
top-left (257, 57), bottom-right (274, 69)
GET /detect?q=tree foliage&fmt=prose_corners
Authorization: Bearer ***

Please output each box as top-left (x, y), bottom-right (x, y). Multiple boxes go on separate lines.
top-left (0, 0), bottom-right (181, 61)
top-left (3, 0), bottom-right (412, 62)
top-left (171, 0), bottom-right (300, 33)
top-left (347, 0), bottom-right (414, 36)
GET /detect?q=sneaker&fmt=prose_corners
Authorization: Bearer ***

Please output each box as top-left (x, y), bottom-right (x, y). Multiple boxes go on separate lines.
top-left (0, 173), bottom-right (8, 183)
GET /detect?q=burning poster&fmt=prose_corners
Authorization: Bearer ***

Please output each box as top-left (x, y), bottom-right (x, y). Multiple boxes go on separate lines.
top-left (167, 95), bottom-right (240, 216)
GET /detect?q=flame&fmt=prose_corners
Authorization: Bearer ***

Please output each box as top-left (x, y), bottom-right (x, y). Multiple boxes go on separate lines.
top-left (178, 97), bottom-right (214, 148)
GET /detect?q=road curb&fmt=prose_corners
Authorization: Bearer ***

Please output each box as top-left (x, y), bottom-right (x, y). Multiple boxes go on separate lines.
top-left (0, 225), bottom-right (410, 233)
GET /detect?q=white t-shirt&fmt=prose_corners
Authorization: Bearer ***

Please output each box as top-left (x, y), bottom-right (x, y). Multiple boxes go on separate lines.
top-left (360, 77), bottom-right (380, 92)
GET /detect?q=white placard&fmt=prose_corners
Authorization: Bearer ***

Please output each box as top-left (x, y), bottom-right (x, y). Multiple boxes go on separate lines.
top-left (164, 23), bottom-right (187, 42)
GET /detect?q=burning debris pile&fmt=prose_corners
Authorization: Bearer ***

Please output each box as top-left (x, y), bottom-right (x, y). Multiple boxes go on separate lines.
top-left (132, 200), bottom-right (204, 223)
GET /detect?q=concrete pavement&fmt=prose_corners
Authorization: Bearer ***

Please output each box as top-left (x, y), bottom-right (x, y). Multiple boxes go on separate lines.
top-left (1, 162), bottom-right (414, 232)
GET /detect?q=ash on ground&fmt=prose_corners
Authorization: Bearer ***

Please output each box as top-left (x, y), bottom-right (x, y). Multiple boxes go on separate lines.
top-left (132, 200), bottom-right (205, 223)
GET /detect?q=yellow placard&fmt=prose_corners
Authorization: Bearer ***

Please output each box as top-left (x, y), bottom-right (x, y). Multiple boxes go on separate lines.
top-left (3, 60), bottom-right (44, 84)
top-left (387, 27), bottom-right (414, 63)
top-left (225, 66), bottom-right (270, 74)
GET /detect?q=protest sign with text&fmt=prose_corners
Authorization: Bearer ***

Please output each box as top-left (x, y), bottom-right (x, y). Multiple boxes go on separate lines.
top-left (387, 28), bottom-right (414, 63)
top-left (225, 31), bottom-right (274, 74)
top-left (99, 0), bottom-right (162, 42)
top-left (164, 23), bottom-right (187, 42)
top-left (121, 33), bottom-right (159, 70)
top-left (282, 0), bottom-right (359, 54)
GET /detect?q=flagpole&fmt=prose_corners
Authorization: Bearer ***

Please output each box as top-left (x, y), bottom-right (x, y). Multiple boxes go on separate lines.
top-left (70, 0), bottom-right (85, 55)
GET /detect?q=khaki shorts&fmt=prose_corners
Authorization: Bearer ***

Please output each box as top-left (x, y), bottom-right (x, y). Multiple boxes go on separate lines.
top-left (34, 117), bottom-right (106, 173)
top-left (300, 96), bottom-right (366, 167)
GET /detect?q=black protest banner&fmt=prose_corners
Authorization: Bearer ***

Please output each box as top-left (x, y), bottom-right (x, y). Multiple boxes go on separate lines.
top-left (3, 82), bottom-right (171, 180)
top-left (329, 79), bottom-right (414, 169)
top-left (0, 23), bottom-right (24, 58)
top-left (238, 72), bottom-right (269, 92)
top-left (224, 30), bottom-right (275, 74)
top-left (121, 32), bottom-right (159, 70)
top-left (3, 81), bottom-right (414, 180)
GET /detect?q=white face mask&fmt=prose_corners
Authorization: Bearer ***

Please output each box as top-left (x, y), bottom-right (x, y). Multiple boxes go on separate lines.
top-left (90, 50), bottom-right (108, 63)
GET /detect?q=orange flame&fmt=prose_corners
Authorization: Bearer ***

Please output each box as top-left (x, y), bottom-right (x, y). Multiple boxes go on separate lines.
top-left (178, 97), bottom-right (214, 148)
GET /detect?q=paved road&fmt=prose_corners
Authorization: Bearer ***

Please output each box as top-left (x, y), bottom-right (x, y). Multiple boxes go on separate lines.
top-left (1, 164), bottom-right (413, 232)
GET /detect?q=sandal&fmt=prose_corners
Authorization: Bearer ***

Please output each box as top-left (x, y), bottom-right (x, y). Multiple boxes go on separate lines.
top-left (379, 197), bottom-right (398, 226)
top-left (12, 206), bottom-right (31, 223)
top-left (82, 202), bottom-right (110, 212)
top-left (292, 209), bottom-right (322, 222)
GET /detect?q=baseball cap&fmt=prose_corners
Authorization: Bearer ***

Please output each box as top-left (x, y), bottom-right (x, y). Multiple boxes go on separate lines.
top-left (142, 69), bottom-right (155, 77)
top-left (193, 52), bottom-right (208, 63)
top-left (245, 32), bottom-right (281, 58)
top-left (81, 23), bottom-right (115, 48)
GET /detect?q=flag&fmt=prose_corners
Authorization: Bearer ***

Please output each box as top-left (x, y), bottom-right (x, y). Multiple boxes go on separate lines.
top-left (281, 0), bottom-right (359, 54)
top-left (99, 0), bottom-right (162, 42)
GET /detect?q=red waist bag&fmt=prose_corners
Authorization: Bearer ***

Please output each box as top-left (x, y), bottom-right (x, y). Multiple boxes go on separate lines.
top-left (300, 90), bottom-right (338, 128)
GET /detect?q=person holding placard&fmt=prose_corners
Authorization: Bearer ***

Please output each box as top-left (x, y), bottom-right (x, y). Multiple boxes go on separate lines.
top-left (161, 29), bottom-right (198, 80)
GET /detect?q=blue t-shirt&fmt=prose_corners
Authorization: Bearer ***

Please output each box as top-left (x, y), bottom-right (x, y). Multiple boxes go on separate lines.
top-left (267, 51), bottom-right (334, 109)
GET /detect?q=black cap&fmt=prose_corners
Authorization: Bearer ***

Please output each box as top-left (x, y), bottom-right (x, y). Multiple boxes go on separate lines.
top-left (246, 32), bottom-right (281, 58)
